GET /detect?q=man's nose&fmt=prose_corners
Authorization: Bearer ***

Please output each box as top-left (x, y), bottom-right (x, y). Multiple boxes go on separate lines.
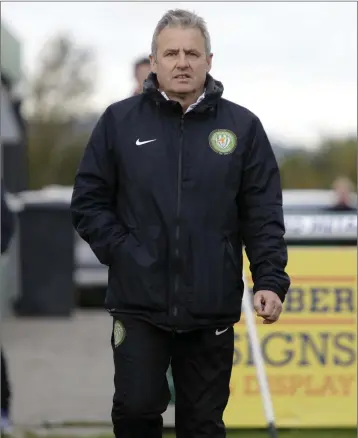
top-left (176, 53), bottom-right (189, 68)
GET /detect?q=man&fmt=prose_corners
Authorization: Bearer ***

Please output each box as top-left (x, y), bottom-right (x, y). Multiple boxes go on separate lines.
top-left (132, 57), bottom-right (151, 96)
top-left (1, 183), bottom-right (15, 435)
top-left (71, 9), bottom-right (290, 438)
top-left (325, 176), bottom-right (356, 211)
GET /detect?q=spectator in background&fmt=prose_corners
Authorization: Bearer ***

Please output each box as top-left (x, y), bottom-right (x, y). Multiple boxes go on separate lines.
top-left (1, 183), bottom-right (15, 435)
top-left (132, 57), bottom-right (151, 95)
top-left (326, 177), bottom-right (356, 212)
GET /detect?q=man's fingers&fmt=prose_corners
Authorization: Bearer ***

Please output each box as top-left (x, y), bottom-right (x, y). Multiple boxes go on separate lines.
top-left (254, 291), bottom-right (283, 324)
top-left (263, 319), bottom-right (276, 324)
top-left (273, 304), bottom-right (282, 319)
top-left (253, 294), bottom-right (264, 313)
top-left (262, 304), bottom-right (282, 324)
top-left (256, 299), bottom-right (275, 317)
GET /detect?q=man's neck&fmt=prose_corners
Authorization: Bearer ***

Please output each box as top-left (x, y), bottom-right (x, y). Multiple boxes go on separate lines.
top-left (161, 88), bottom-right (205, 112)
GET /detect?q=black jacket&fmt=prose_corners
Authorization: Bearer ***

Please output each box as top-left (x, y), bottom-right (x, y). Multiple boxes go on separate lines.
top-left (1, 184), bottom-right (14, 255)
top-left (71, 74), bottom-right (290, 331)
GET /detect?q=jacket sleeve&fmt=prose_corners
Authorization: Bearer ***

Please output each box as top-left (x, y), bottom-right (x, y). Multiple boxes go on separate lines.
top-left (70, 106), bottom-right (127, 266)
top-left (237, 117), bottom-right (290, 302)
top-left (1, 184), bottom-right (15, 255)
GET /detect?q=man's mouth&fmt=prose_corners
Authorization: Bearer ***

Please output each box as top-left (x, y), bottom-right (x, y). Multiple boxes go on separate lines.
top-left (174, 74), bottom-right (191, 79)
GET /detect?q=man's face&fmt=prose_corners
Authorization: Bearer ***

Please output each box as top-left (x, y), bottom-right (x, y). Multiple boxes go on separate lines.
top-left (150, 27), bottom-right (212, 95)
top-left (135, 63), bottom-right (151, 89)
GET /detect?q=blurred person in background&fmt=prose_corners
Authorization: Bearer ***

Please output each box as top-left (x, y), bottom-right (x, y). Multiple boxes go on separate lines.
top-left (71, 9), bottom-right (290, 438)
top-left (132, 57), bottom-right (151, 96)
top-left (1, 183), bottom-right (15, 435)
top-left (326, 176), bottom-right (356, 211)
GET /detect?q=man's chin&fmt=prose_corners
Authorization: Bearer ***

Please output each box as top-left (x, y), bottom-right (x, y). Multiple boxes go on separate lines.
top-left (170, 84), bottom-right (195, 95)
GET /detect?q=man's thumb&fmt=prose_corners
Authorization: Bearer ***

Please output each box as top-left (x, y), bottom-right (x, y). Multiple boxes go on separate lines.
top-left (253, 293), bottom-right (263, 312)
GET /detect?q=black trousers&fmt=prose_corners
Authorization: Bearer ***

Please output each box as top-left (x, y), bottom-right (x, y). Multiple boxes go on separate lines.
top-left (111, 315), bottom-right (234, 438)
top-left (1, 349), bottom-right (11, 413)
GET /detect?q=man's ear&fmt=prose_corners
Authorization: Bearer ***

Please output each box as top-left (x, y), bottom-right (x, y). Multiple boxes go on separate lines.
top-left (206, 53), bottom-right (213, 73)
top-left (149, 54), bottom-right (157, 73)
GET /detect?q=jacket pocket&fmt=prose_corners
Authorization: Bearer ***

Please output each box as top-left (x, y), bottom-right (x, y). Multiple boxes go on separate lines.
top-left (189, 233), bottom-right (243, 318)
top-left (109, 233), bottom-right (167, 311)
top-left (189, 233), bottom-right (223, 316)
top-left (222, 236), bottom-right (244, 313)
top-left (224, 236), bottom-right (240, 272)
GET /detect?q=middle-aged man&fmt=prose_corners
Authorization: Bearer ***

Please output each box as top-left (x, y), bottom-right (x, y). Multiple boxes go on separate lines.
top-left (71, 9), bottom-right (290, 438)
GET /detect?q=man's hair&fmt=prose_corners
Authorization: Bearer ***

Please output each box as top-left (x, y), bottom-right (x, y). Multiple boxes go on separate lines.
top-left (134, 57), bottom-right (150, 75)
top-left (151, 9), bottom-right (211, 58)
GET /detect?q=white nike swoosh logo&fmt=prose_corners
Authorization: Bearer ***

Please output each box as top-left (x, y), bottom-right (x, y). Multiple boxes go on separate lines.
top-left (136, 138), bottom-right (157, 146)
top-left (215, 328), bottom-right (229, 336)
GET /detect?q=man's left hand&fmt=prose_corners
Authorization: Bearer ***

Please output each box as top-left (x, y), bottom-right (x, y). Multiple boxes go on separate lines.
top-left (253, 290), bottom-right (282, 324)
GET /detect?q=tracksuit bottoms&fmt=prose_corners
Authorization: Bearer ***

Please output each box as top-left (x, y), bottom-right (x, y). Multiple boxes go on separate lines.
top-left (111, 314), bottom-right (234, 438)
top-left (1, 349), bottom-right (11, 414)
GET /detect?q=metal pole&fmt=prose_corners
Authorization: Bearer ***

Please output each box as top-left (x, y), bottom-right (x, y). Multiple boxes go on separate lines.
top-left (241, 271), bottom-right (278, 438)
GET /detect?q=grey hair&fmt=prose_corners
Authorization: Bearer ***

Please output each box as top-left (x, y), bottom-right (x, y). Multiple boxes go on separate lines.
top-left (151, 9), bottom-right (211, 58)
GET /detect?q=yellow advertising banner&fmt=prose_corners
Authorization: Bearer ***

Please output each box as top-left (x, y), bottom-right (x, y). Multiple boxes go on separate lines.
top-left (224, 247), bottom-right (357, 427)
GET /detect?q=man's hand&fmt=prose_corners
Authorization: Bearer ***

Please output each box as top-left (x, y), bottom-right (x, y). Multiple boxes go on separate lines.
top-left (253, 290), bottom-right (282, 324)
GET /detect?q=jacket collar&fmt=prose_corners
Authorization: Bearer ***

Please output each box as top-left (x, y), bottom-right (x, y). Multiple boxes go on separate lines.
top-left (160, 89), bottom-right (206, 114)
top-left (143, 73), bottom-right (223, 114)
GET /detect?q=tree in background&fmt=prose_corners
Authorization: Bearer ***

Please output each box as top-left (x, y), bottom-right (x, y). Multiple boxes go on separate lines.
top-left (280, 136), bottom-right (357, 190)
top-left (26, 33), bottom-right (97, 189)
top-left (24, 33), bottom-right (356, 192)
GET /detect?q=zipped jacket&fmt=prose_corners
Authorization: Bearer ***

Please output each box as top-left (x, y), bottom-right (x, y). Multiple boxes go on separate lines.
top-left (71, 73), bottom-right (290, 331)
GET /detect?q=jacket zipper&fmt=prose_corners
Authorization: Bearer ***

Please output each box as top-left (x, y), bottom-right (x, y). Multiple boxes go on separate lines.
top-left (172, 114), bottom-right (185, 320)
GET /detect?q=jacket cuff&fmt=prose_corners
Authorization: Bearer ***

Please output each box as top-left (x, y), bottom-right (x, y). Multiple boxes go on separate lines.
top-left (252, 284), bottom-right (287, 303)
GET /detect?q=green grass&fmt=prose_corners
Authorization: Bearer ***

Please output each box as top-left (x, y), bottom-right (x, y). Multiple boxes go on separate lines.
top-left (23, 429), bottom-right (356, 438)
top-left (166, 432), bottom-right (355, 438)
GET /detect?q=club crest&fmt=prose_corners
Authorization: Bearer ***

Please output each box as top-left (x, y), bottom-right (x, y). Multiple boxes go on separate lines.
top-left (209, 129), bottom-right (237, 155)
top-left (113, 320), bottom-right (126, 347)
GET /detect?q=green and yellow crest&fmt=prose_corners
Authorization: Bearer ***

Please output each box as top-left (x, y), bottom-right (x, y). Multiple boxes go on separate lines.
top-left (113, 320), bottom-right (126, 347)
top-left (209, 129), bottom-right (237, 155)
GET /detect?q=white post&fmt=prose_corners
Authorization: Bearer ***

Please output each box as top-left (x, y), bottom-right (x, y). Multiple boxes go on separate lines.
top-left (241, 271), bottom-right (278, 438)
